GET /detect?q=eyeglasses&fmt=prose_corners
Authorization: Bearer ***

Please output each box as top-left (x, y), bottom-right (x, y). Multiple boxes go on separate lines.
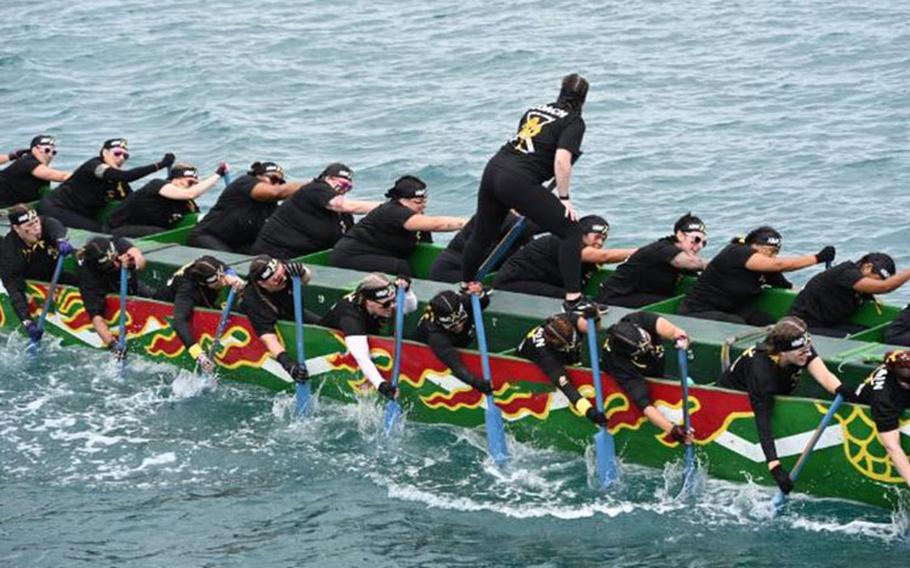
top-left (267, 176), bottom-right (285, 185)
top-left (112, 150), bottom-right (130, 160)
top-left (688, 234), bottom-right (707, 246)
top-left (335, 179), bottom-right (352, 192)
top-left (39, 146), bottom-right (57, 156)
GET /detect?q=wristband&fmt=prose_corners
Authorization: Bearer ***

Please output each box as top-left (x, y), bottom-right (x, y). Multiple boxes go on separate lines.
top-left (574, 397), bottom-right (593, 415)
top-left (188, 343), bottom-right (204, 359)
top-left (559, 195), bottom-right (571, 201)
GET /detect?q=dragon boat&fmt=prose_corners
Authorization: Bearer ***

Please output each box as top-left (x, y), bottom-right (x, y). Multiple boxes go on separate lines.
top-left (1, 226), bottom-right (908, 511)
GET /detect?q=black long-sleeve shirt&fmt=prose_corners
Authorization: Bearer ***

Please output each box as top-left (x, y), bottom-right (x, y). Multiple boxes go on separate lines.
top-left (0, 216), bottom-right (67, 323)
top-left (154, 259), bottom-right (226, 349)
top-left (516, 318), bottom-right (586, 409)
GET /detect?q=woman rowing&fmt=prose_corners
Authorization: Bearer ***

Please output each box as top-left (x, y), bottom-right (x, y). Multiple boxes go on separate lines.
top-left (602, 312), bottom-right (693, 443)
top-left (76, 236), bottom-right (155, 359)
top-left (240, 255), bottom-right (318, 382)
top-left (0, 135), bottom-right (71, 207)
top-left (718, 316), bottom-right (859, 495)
top-left (787, 253), bottom-right (910, 337)
top-left (154, 255), bottom-right (246, 372)
top-left (39, 138), bottom-right (174, 231)
top-left (679, 226), bottom-right (834, 326)
top-left (329, 175), bottom-right (467, 276)
top-left (319, 273), bottom-right (418, 400)
top-left (516, 308), bottom-right (610, 426)
top-left (188, 161), bottom-right (303, 253)
top-left (410, 283), bottom-right (492, 395)
top-left (0, 205), bottom-right (75, 342)
top-left (597, 213), bottom-right (708, 308)
top-left (462, 73), bottom-right (597, 316)
top-left (856, 351), bottom-right (910, 487)
top-left (252, 162), bottom-right (381, 259)
top-left (492, 215), bottom-right (634, 298)
top-left (107, 162), bottom-right (229, 238)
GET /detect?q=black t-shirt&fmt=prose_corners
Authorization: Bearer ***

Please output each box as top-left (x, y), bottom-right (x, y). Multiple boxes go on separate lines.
top-left (788, 261), bottom-right (866, 326)
top-left (493, 234), bottom-right (597, 289)
top-left (719, 343), bottom-right (817, 461)
top-left (600, 237), bottom-right (682, 300)
top-left (494, 101), bottom-right (585, 183)
top-left (0, 216), bottom-right (67, 322)
top-left (857, 366), bottom-right (910, 432)
top-left (319, 293), bottom-right (386, 336)
top-left (683, 243), bottom-right (792, 314)
top-left (0, 154), bottom-right (48, 206)
top-left (108, 179), bottom-right (198, 229)
top-left (516, 314), bottom-right (583, 384)
top-left (885, 304), bottom-right (910, 343)
top-left (239, 282), bottom-right (295, 338)
top-left (194, 175), bottom-right (276, 248)
top-left (77, 237), bottom-right (140, 318)
top-left (49, 157), bottom-right (131, 217)
top-left (256, 179), bottom-right (353, 256)
top-left (332, 200), bottom-right (432, 259)
top-left (154, 259), bottom-right (225, 348)
top-left (411, 293), bottom-right (489, 384)
top-left (600, 311), bottom-right (664, 410)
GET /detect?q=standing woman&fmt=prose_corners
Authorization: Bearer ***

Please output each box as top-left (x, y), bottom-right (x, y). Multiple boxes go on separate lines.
top-left (598, 213), bottom-right (709, 308)
top-left (0, 135), bottom-right (72, 207)
top-left (188, 161), bottom-right (303, 253)
top-left (329, 175), bottom-right (467, 276)
top-left (462, 73), bottom-right (593, 315)
top-left (107, 163), bottom-right (229, 238)
top-left (679, 226), bottom-right (834, 326)
top-left (39, 138), bottom-right (174, 231)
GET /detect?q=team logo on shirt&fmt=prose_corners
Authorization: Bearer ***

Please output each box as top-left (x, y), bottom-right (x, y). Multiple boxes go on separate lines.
top-left (510, 111), bottom-right (556, 154)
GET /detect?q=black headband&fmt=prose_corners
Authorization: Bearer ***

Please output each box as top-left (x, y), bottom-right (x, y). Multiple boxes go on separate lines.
top-left (9, 208), bottom-right (38, 225)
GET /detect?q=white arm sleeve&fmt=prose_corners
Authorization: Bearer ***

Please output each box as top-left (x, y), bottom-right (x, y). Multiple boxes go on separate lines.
top-left (346, 334), bottom-right (385, 388)
top-left (403, 288), bottom-right (418, 314)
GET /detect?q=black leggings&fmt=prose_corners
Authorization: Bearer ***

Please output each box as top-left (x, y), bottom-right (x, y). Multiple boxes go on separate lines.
top-left (678, 305), bottom-right (776, 327)
top-left (598, 291), bottom-right (670, 309)
top-left (37, 199), bottom-right (102, 232)
top-left (492, 273), bottom-right (564, 298)
top-left (187, 230), bottom-right (244, 253)
top-left (110, 224), bottom-right (167, 238)
top-left (884, 325), bottom-right (910, 346)
top-left (250, 239), bottom-right (301, 261)
top-left (462, 160), bottom-right (582, 293)
top-left (329, 249), bottom-right (411, 277)
top-left (804, 321), bottom-right (868, 338)
top-left (428, 250), bottom-right (463, 283)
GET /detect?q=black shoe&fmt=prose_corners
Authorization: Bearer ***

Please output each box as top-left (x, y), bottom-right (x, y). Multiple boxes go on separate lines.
top-left (562, 298), bottom-right (608, 320)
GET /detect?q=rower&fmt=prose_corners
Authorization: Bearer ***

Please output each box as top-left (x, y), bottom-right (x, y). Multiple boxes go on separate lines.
top-left (516, 307), bottom-right (610, 426)
top-left (0, 136), bottom-right (71, 207)
top-left (410, 283), bottom-right (492, 395)
top-left (679, 226), bottom-right (834, 326)
top-left (855, 351), bottom-right (910, 487)
top-left (76, 236), bottom-right (155, 358)
top-left (38, 138), bottom-right (174, 232)
top-left (107, 162), bottom-right (229, 238)
top-left (239, 255), bottom-right (319, 382)
top-left (252, 162), bottom-right (381, 259)
top-left (598, 213), bottom-right (708, 308)
top-left (461, 73), bottom-right (596, 316)
top-left (492, 215), bottom-right (635, 298)
top-left (428, 212), bottom-right (538, 283)
top-left (154, 255), bottom-right (246, 372)
top-left (788, 253), bottom-right (910, 337)
top-left (884, 304), bottom-right (910, 347)
top-left (718, 316), bottom-right (859, 495)
top-left (602, 312), bottom-right (694, 444)
top-left (329, 175), bottom-right (467, 276)
top-left (319, 273), bottom-right (418, 400)
top-left (188, 161), bottom-right (303, 253)
top-left (0, 205), bottom-right (75, 343)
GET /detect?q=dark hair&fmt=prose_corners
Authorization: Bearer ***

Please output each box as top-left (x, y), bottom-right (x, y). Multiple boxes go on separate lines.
top-left (673, 212), bottom-right (706, 235)
top-left (734, 225), bottom-right (782, 246)
top-left (766, 316), bottom-right (809, 354)
top-left (858, 252), bottom-right (896, 279)
top-left (557, 73), bottom-right (589, 111)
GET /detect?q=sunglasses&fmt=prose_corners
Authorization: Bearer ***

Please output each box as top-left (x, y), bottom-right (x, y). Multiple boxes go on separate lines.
top-left (112, 149), bottom-right (130, 160)
top-left (185, 178), bottom-right (199, 186)
top-left (39, 146), bottom-right (58, 156)
top-left (335, 179), bottom-right (353, 192)
top-left (376, 299), bottom-right (394, 308)
top-left (267, 176), bottom-right (285, 185)
top-left (688, 234), bottom-right (707, 246)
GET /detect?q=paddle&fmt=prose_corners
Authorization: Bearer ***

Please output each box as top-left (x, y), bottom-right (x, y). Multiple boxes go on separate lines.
top-left (28, 253), bottom-right (66, 352)
top-left (382, 285), bottom-right (406, 433)
top-left (205, 285), bottom-right (238, 374)
top-left (472, 293), bottom-right (509, 466)
top-left (586, 317), bottom-right (618, 488)
top-left (116, 265), bottom-right (128, 368)
top-left (291, 275), bottom-right (312, 417)
top-left (772, 393), bottom-right (844, 509)
top-left (676, 347), bottom-right (696, 492)
top-left (476, 217), bottom-right (528, 279)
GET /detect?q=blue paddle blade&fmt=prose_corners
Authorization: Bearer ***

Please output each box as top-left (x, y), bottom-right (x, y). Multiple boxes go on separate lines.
top-left (383, 399), bottom-right (403, 435)
top-left (772, 490), bottom-right (787, 509)
top-left (594, 428), bottom-right (618, 488)
top-left (484, 394), bottom-right (508, 466)
top-left (295, 382), bottom-right (312, 417)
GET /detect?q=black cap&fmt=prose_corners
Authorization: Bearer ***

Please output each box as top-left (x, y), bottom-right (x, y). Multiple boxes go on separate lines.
top-left (249, 255), bottom-right (281, 283)
top-left (356, 276), bottom-right (395, 302)
top-left (168, 165), bottom-right (199, 180)
top-left (745, 226), bottom-right (782, 248)
top-left (80, 237), bottom-right (118, 271)
top-left (30, 135), bottom-right (56, 148)
top-left (860, 252), bottom-right (896, 279)
top-left (102, 138), bottom-right (129, 150)
top-left (385, 175), bottom-right (427, 199)
top-left (578, 215), bottom-right (609, 237)
top-left (192, 256), bottom-right (226, 285)
top-left (673, 212), bottom-right (706, 234)
top-left (605, 320), bottom-right (653, 358)
top-left (8, 205), bottom-right (37, 225)
top-left (428, 290), bottom-right (468, 329)
top-left (319, 162), bottom-right (353, 181)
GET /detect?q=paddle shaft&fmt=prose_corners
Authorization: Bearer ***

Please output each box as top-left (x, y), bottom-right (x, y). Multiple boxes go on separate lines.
top-left (389, 286), bottom-right (406, 389)
top-left (586, 317), bottom-right (618, 486)
top-left (677, 348), bottom-right (695, 472)
top-left (118, 266), bottom-right (128, 351)
top-left (36, 254), bottom-right (66, 333)
top-left (291, 275), bottom-right (313, 416)
top-left (789, 393), bottom-right (844, 483)
top-left (471, 292), bottom-right (509, 465)
top-left (208, 287), bottom-right (237, 360)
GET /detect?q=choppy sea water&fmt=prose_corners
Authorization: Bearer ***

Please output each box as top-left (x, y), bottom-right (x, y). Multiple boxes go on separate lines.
top-left (2, 1), bottom-right (910, 565)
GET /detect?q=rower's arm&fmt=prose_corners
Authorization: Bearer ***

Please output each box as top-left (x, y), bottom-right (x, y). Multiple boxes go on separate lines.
top-left (745, 252), bottom-right (819, 273)
top-left (553, 149), bottom-right (573, 198)
top-left (806, 356), bottom-right (841, 394)
top-left (748, 390), bottom-right (781, 469)
top-left (98, 162), bottom-right (162, 183)
top-left (425, 330), bottom-right (486, 391)
top-left (91, 315), bottom-right (115, 346)
top-left (326, 196), bottom-right (381, 215)
top-left (655, 316), bottom-right (688, 346)
top-left (158, 174), bottom-right (221, 201)
top-left (670, 251), bottom-right (707, 271)
top-left (345, 334), bottom-right (387, 388)
top-left (879, 429), bottom-right (910, 487)
top-left (32, 164), bottom-right (71, 183)
top-left (853, 269), bottom-right (910, 295)
top-left (581, 247), bottom-right (636, 264)
top-left (250, 180), bottom-right (304, 201)
top-left (403, 215), bottom-right (467, 233)
top-left (170, 281), bottom-right (198, 349)
top-left (643, 405), bottom-right (676, 435)
top-left (259, 332), bottom-right (285, 359)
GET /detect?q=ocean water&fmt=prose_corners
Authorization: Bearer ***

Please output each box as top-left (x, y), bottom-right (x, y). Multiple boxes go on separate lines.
top-left (2, 1), bottom-right (910, 565)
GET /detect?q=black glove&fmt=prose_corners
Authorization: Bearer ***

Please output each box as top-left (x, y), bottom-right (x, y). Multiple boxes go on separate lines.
top-left (24, 320), bottom-right (43, 343)
top-left (8, 148), bottom-right (29, 160)
top-left (770, 464), bottom-right (794, 495)
top-left (396, 275), bottom-right (411, 292)
top-left (377, 381), bottom-right (397, 401)
top-left (470, 376), bottom-right (493, 395)
top-left (158, 153), bottom-right (176, 169)
top-left (815, 246), bottom-right (836, 265)
top-left (108, 340), bottom-right (127, 361)
top-left (215, 162), bottom-right (229, 177)
top-left (585, 407), bottom-right (608, 425)
top-left (668, 424), bottom-right (689, 444)
top-left (278, 351), bottom-right (309, 383)
top-left (835, 383), bottom-right (860, 404)
top-left (285, 262), bottom-right (311, 280)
